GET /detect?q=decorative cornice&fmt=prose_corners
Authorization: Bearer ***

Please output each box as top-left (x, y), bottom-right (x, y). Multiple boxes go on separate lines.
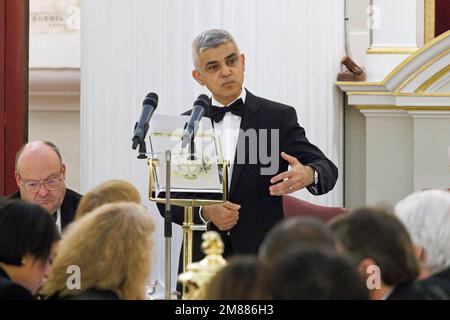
top-left (395, 49), bottom-right (450, 92)
top-left (358, 109), bottom-right (409, 118)
top-left (354, 105), bottom-right (450, 118)
top-left (29, 68), bottom-right (80, 97)
top-left (29, 68), bottom-right (80, 112)
top-left (416, 65), bottom-right (450, 92)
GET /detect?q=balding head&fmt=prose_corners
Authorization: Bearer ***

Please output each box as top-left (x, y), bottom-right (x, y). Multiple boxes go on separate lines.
top-left (15, 141), bottom-right (62, 170)
top-left (14, 141), bottom-right (67, 214)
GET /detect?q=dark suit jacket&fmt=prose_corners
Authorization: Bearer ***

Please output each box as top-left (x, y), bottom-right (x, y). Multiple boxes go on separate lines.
top-left (0, 267), bottom-right (33, 300)
top-left (8, 188), bottom-right (82, 231)
top-left (416, 267), bottom-right (450, 299)
top-left (158, 89), bottom-right (338, 263)
top-left (387, 281), bottom-right (448, 300)
top-left (47, 288), bottom-right (119, 300)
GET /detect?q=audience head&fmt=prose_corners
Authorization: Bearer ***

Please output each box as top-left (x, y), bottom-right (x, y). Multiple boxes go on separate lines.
top-left (329, 206), bottom-right (420, 298)
top-left (14, 141), bottom-right (67, 214)
top-left (259, 216), bottom-right (335, 263)
top-left (256, 245), bottom-right (369, 300)
top-left (0, 200), bottom-right (60, 294)
top-left (75, 179), bottom-right (141, 220)
top-left (394, 189), bottom-right (450, 276)
top-left (41, 202), bottom-right (155, 300)
top-left (203, 255), bottom-right (260, 300)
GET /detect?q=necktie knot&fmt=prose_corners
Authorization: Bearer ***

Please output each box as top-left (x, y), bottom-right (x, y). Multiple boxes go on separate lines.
top-left (209, 98), bottom-right (244, 123)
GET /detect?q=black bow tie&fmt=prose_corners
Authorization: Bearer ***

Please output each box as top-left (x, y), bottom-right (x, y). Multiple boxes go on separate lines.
top-left (209, 98), bottom-right (244, 123)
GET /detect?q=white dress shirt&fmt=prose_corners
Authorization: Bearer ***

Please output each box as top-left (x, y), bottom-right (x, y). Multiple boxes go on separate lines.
top-left (211, 89), bottom-right (246, 185)
top-left (199, 89), bottom-right (246, 224)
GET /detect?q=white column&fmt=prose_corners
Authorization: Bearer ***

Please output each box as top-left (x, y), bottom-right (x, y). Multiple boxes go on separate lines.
top-left (360, 110), bottom-right (414, 206)
top-left (81, 0), bottom-right (344, 295)
top-left (411, 112), bottom-right (450, 190)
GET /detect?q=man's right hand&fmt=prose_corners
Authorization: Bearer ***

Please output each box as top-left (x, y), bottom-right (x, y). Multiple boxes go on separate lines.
top-left (201, 201), bottom-right (240, 231)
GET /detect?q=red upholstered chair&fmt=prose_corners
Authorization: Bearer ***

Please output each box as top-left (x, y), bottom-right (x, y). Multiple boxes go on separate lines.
top-left (282, 195), bottom-right (347, 223)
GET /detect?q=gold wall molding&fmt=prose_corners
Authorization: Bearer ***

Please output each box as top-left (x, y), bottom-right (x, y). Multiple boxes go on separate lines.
top-left (366, 47), bottom-right (419, 54)
top-left (424, 0), bottom-right (435, 43)
top-left (355, 105), bottom-right (396, 110)
top-left (416, 65), bottom-right (450, 92)
top-left (348, 91), bottom-right (450, 97)
top-left (395, 48), bottom-right (450, 92)
top-left (334, 81), bottom-right (384, 86)
top-left (355, 105), bottom-right (450, 111)
top-left (383, 30), bottom-right (449, 85)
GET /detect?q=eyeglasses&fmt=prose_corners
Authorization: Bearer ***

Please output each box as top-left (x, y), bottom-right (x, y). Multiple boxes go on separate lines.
top-left (17, 171), bottom-right (64, 193)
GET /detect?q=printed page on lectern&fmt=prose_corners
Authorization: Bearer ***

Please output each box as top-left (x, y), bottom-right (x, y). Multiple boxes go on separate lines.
top-left (148, 114), bottom-right (224, 194)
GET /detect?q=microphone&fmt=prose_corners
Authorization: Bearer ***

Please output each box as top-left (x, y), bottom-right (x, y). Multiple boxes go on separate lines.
top-left (181, 94), bottom-right (210, 148)
top-left (132, 92), bottom-right (159, 150)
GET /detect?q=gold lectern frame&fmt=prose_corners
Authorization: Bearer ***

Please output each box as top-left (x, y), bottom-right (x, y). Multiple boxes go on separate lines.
top-left (147, 157), bottom-right (228, 272)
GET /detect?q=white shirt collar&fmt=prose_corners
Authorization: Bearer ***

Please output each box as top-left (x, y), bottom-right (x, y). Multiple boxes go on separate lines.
top-left (380, 288), bottom-right (394, 300)
top-left (211, 88), bottom-right (246, 108)
top-left (55, 208), bottom-right (62, 233)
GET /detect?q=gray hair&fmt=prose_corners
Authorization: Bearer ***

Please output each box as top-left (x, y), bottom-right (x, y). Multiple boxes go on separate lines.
top-left (192, 29), bottom-right (238, 67)
top-left (394, 189), bottom-right (450, 274)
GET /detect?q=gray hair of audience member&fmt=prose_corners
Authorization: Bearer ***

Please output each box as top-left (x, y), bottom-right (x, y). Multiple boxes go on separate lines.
top-left (255, 245), bottom-right (369, 300)
top-left (394, 189), bottom-right (450, 274)
top-left (192, 29), bottom-right (238, 68)
top-left (258, 216), bottom-right (335, 263)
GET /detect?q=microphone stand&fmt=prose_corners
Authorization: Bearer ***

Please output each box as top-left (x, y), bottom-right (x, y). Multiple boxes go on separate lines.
top-left (188, 135), bottom-right (197, 161)
top-left (164, 150), bottom-right (172, 300)
top-left (137, 140), bottom-right (147, 159)
top-left (134, 122), bottom-right (149, 159)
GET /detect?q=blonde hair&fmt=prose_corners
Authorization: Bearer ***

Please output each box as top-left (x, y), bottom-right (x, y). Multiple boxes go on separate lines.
top-left (75, 179), bottom-right (141, 220)
top-left (41, 202), bottom-right (155, 300)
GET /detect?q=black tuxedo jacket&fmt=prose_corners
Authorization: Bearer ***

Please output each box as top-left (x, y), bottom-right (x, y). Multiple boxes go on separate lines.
top-left (416, 267), bottom-right (450, 299)
top-left (8, 188), bottom-right (82, 231)
top-left (158, 89), bottom-right (338, 262)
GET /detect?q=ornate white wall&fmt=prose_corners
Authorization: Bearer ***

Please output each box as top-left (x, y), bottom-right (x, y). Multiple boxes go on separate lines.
top-left (29, 0), bottom-right (81, 191)
top-left (338, 28), bottom-right (450, 208)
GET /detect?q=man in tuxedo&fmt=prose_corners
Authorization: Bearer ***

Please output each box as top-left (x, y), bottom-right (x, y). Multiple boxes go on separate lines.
top-left (8, 141), bottom-right (81, 232)
top-left (158, 29), bottom-right (338, 265)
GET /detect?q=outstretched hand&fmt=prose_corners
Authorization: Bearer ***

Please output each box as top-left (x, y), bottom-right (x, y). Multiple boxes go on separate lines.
top-left (269, 152), bottom-right (314, 196)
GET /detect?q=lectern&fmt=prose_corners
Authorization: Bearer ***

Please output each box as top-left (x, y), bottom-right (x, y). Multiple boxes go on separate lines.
top-left (147, 114), bottom-right (228, 297)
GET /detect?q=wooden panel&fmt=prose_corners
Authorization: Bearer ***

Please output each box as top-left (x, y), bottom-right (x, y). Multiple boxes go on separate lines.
top-left (1, 0), bottom-right (28, 195)
top-left (0, 0), bottom-right (6, 195)
top-left (435, 0), bottom-right (450, 37)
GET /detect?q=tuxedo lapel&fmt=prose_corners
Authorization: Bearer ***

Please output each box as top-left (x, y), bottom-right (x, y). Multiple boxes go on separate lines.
top-left (229, 90), bottom-right (261, 198)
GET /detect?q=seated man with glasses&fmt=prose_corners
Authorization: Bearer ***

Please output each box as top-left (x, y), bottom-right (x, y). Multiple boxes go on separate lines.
top-left (8, 141), bottom-right (82, 232)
